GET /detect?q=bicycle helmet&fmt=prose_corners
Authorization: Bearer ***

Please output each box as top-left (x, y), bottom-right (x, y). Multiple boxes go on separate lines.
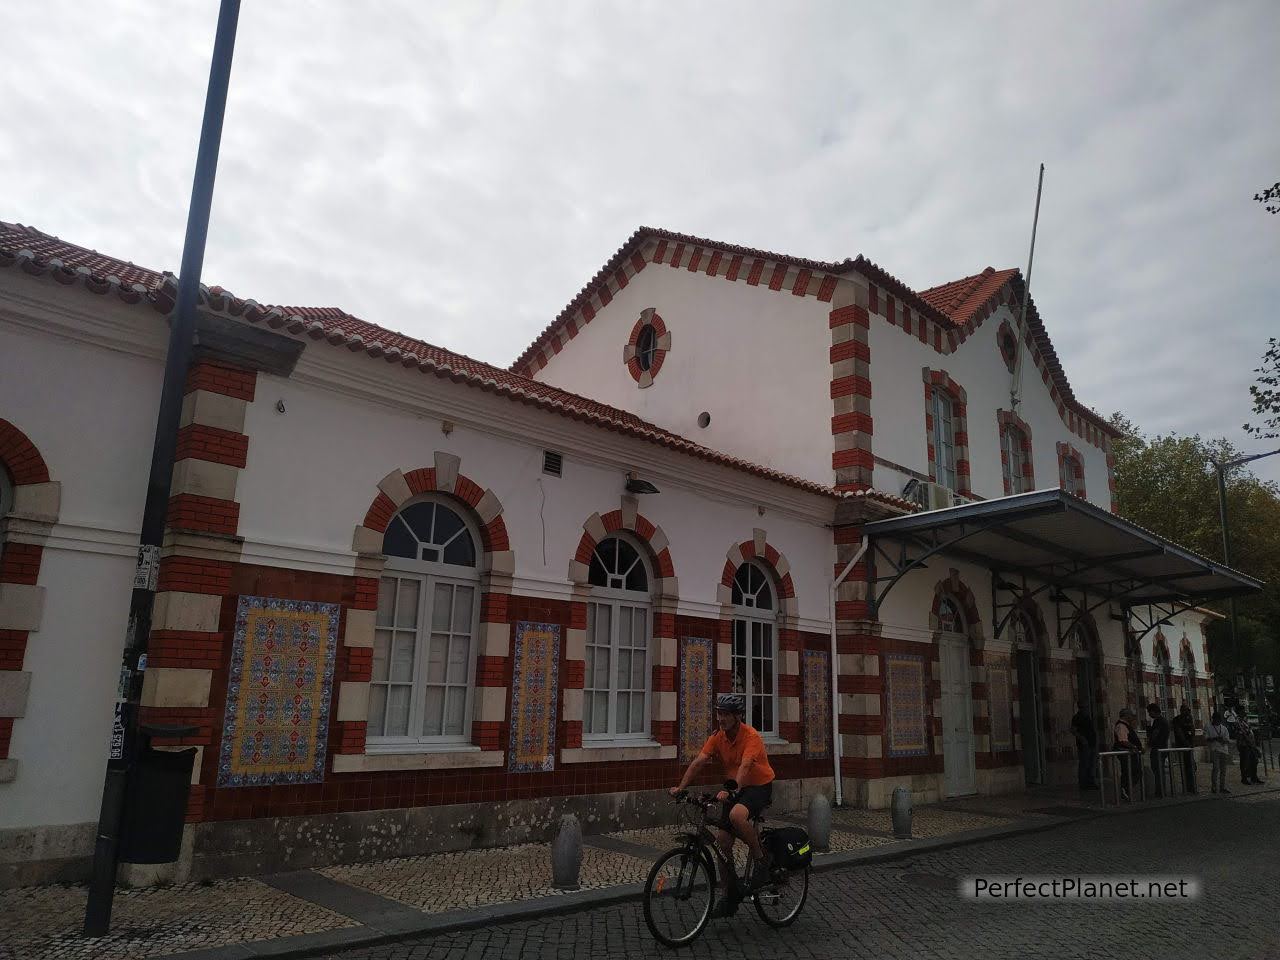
top-left (715, 693), bottom-right (746, 716)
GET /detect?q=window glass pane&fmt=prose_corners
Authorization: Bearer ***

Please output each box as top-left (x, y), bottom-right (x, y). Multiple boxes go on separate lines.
top-left (444, 687), bottom-right (466, 736)
top-left (422, 686), bottom-right (444, 737)
top-left (595, 603), bottom-right (611, 649)
top-left (733, 619), bottom-right (746, 658)
top-left (731, 578), bottom-right (744, 606)
top-left (619, 606), bottom-right (632, 645)
top-left (632, 647), bottom-right (647, 689)
top-left (383, 514), bottom-right (418, 559)
top-left (631, 693), bottom-right (644, 732)
top-left (372, 630), bottom-right (391, 681)
top-left (390, 634), bottom-right (416, 682)
top-left (376, 578), bottom-right (396, 627)
top-left (762, 696), bottom-right (774, 733)
top-left (625, 560), bottom-right (648, 592)
top-left (617, 650), bottom-right (632, 690)
top-left (367, 685), bottom-right (386, 736)
top-left (751, 621), bottom-right (762, 658)
top-left (761, 654), bottom-right (773, 697)
top-left (592, 691), bottom-right (608, 732)
top-left (447, 636), bottom-right (468, 684)
top-left (588, 553), bottom-right (609, 587)
top-left (398, 502), bottom-right (436, 543)
top-left (616, 692), bottom-right (630, 731)
top-left (632, 609), bottom-right (646, 648)
top-left (386, 685), bottom-right (411, 736)
top-left (432, 505), bottom-right (465, 547)
top-left (442, 532), bottom-right (476, 567)
top-left (594, 646), bottom-right (611, 690)
top-left (637, 325), bottom-right (657, 370)
top-left (452, 585), bottom-right (474, 633)
top-left (395, 579), bottom-right (420, 628)
top-left (431, 583), bottom-right (453, 632)
top-left (427, 635), bottom-right (448, 683)
top-left (757, 578), bottom-right (773, 610)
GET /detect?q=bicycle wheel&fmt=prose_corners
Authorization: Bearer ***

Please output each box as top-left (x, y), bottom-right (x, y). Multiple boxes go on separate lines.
top-left (644, 846), bottom-right (715, 947)
top-left (753, 866), bottom-right (809, 927)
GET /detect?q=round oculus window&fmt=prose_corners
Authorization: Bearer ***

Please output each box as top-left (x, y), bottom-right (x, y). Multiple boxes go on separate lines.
top-left (636, 323), bottom-right (657, 372)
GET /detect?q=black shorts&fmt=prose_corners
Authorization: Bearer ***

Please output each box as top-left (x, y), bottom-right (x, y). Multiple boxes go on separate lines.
top-left (734, 782), bottom-right (773, 819)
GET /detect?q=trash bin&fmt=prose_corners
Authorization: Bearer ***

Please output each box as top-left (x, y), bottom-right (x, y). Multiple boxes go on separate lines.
top-left (119, 725), bottom-right (198, 865)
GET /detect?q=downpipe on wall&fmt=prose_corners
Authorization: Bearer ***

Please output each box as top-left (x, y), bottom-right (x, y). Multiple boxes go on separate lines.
top-left (829, 535), bottom-right (869, 808)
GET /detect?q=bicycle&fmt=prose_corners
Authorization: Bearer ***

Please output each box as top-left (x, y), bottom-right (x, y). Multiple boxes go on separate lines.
top-left (642, 790), bottom-right (810, 947)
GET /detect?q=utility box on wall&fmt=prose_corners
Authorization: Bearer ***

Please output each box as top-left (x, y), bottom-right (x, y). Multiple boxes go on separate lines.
top-left (119, 733), bottom-right (197, 865)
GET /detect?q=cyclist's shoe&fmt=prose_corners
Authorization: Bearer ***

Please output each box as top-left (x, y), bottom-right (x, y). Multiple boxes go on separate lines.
top-left (710, 898), bottom-right (738, 919)
top-left (749, 852), bottom-right (774, 889)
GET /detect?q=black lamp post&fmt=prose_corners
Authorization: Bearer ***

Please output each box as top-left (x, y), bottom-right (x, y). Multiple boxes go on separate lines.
top-left (83, 0), bottom-right (241, 935)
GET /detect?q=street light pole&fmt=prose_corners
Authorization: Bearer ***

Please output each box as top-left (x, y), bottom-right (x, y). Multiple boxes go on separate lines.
top-left (1211, 446), bottom-right (1280, 680)
top-left (83, 0), bottom-right (241, 935)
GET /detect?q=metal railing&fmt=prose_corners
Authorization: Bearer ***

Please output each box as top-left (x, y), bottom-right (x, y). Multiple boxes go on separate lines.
top-left (1097, 750), bottom-right (1145, 807)
top-left (1155, 747), bottom-right (1197, 797)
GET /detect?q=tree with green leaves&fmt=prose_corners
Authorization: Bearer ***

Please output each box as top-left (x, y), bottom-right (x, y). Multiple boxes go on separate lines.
top-left (1108, 413), bottom-right (1280, 686)
top-left (1255, 181), bottom-right (1280, 215)
top-left (1245, 337), bottom-right (1279, 440)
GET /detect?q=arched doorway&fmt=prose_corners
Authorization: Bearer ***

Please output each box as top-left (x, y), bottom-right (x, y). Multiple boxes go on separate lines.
top-left (1068, 617), bottom-right (1103, 740)
top-left (936, 594), bottom-right (976, 796)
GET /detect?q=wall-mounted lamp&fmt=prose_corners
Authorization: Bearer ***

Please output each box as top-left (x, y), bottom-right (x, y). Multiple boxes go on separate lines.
top-left (625, 472), bottom-right (660, 495)
top-left (995, 580), bottom-right (1019, 591)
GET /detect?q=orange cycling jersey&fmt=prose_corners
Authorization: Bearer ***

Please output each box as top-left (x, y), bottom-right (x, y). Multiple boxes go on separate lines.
top-left (700, 724), bottom-right (775, 786)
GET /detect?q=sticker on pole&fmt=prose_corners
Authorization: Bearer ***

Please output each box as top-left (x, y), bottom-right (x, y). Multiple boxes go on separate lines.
top-left (110, 702), bottom-right (126, 761)
top-left (133, 544), bottom-right (161, 591)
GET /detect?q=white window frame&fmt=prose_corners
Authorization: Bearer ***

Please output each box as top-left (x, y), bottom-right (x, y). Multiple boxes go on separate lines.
top-left (584, 534), bottom-right (653, 742)
top-left (931, 387), bottom-right (957, 490)
top-left (1061, 455), bottom-right (1082, 496)
top-left (1002, 424), bottom-right (1030, 494)
top-left (937, 594), bottom-right (966, 636)
top-left (367, 497), bottom-right (483, 753)
top-left (731, 560), bottom-right (780, 737)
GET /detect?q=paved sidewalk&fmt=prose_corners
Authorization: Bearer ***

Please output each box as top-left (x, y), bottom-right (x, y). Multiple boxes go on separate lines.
top-left (2, 780), bottom-right (1272, 960)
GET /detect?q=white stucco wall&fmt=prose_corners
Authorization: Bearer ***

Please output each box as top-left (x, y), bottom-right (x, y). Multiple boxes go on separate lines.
top-left (530, 264), bottom-right (835, 488)
top-left (0, 285), bottom-right (164, 828)
top-left (239, 352), bottom-right (836, 626)
top-left (868, 303), bottom-right (1111, 508)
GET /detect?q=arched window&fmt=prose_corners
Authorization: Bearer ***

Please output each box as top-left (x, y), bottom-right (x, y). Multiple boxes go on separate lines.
top-left (731, 560), bottom-right (778, 736)
top-left (1180, 645), bottom-right (1196, 716)
top-left (937, 595), bottom-right (965, 635)
top-left (1001, 424), bottom-right (1031, 495)
top-left (369, 497), bottom-right (481, 747)
top-left (586, 534), bottom-right (652, 739)
top-left (636, 323), bottom-right (658, 372)
top-left (1153, 642), bottom-right (1172, 711)
top-left (1010, 609), bottom-right (1033, 649)
top-left (930, 387), bottom-right (957, 490)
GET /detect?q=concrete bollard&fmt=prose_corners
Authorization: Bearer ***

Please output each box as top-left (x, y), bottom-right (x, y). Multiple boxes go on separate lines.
top-left (808, 792), bottom-right (832, 851)
top-left (551, 814), bottom-right (582, 890)
top-left (890, 786), bottom-right (912, 839)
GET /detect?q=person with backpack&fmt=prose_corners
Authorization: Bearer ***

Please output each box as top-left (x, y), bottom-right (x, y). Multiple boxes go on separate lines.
top-left (1112, 707), bottom-right (1144, 801)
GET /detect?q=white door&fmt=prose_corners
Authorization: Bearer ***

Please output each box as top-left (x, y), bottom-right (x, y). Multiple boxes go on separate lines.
top-left (940, 635), bottom-right (977, 796)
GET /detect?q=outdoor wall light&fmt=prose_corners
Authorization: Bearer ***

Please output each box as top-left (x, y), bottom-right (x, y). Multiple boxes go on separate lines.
top-left (995, 579), bottom-right (1019, 591)
top-left (625, 472), bottom-right (660, 495)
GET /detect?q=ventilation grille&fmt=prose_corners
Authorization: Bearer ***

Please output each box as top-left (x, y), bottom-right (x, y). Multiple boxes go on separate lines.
top-left (542, 450), bottom-right (563, 477)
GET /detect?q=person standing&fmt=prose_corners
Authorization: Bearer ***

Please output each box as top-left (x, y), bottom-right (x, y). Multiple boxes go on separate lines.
top-left (1236, 721), bottom-right (1264, 785)
top-left (1146, 703), bottom-right (1170, 798)
top-left (1171, 703), bottom-right (1197, 793)
top-left (1112, 708), bottom-right (1144, 801)
top-left (1205, 710), bottom-right (1231, 794)
top-left (1071, 705), bottom-right (1098, 789)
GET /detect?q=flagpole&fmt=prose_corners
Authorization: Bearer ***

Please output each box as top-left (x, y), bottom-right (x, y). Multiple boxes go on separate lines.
top-left (1011, 164), bottom-right (1045, 414)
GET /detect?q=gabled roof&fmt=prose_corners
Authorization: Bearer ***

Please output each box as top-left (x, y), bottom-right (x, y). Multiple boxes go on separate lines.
top-left (918, 266), bottom-right (1019, 322)
top-left (0, 219), bottom-right (855, 499)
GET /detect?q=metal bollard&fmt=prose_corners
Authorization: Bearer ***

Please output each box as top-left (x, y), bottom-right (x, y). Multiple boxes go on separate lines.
top-left (891, 786), bottom-right (912, 839)
top-left (808, 792), bottom-right (832, 851)
top-left (551, 814), bottom-right (582, 890)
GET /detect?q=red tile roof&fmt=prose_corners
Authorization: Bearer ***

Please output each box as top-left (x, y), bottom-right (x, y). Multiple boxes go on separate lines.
top-left (918, 267), bottom-right (1019, 322)
top-left (0, 220), bottom-right (855, 499)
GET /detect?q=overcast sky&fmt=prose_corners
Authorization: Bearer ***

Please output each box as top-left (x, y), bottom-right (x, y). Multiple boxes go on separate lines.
top-left (4, 1), bottom-right (1278, 482)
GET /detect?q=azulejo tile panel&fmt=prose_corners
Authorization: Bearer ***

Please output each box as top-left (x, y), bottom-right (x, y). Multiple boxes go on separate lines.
top-left (679, 637), bottom-right (714, 762)
top-left (509, 621), bottom-right (560, 773)
top-left (988, 655), bottom-right (1013, 751)
top-left (885, 653), bottom-right (928, 758)
top-left (803, 650), bottom-right (831, 759)
top-left (218, 596), bottom-right (340, 788)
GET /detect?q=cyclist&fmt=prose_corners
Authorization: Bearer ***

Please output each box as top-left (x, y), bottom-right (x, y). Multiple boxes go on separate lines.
top-left (669, 692), bottom-right (776, 911)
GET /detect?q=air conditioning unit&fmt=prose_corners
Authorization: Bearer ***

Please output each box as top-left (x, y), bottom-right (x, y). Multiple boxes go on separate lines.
top-left (912, 481), bottom-right (961, 511)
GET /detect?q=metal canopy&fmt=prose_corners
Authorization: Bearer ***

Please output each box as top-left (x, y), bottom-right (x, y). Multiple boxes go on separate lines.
top-left (861, 489), bottom-right (1263, 641)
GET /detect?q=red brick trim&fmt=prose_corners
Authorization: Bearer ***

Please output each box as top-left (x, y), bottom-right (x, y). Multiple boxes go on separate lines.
top-left (996, 319), bottom-right (1018, 374)
top-left (921, 368), bottom-right (971, 496)
top-left (175, 424), bottom-right (249, 469)
top-left (625, 310), bottom-right (669, 386)
top-left (571, 510), bottom-right (676, 597)
top-left (1056, 441), bottom-right (1087, 499)
top-left (167, 494), bottom-right (240, 536)
top-left (930, 570), bottom-right (983, 640)
top-left (0, 418), bottom-right (50, 485)
top-left (719, 539), bottom-right (797, 604)
top-left (996, 409), bottom-right (1035, 495)
top-left (829, 305), bottom-right (874, 492)
top-left (184, 359), bottom-right (257, 402)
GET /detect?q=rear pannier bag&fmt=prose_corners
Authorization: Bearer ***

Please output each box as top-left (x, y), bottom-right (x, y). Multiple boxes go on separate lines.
top-left (765, 826), bottom-right (812, 869)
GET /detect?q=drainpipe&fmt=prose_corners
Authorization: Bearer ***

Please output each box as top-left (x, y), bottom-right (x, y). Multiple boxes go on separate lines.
top-left (830, 535), bottom-right (870, 807)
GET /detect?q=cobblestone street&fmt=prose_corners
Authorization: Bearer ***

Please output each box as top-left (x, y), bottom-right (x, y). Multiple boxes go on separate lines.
top-left (321, 790), bottom-right (1280, 960)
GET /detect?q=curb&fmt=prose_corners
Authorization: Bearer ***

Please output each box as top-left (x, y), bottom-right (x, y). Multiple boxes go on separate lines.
top-left (158, 788), bottom-right (1280, 960)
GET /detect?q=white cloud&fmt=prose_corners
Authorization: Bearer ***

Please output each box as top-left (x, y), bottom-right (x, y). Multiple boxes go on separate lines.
top-left (3, 0), bottom-right (1278, 481)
